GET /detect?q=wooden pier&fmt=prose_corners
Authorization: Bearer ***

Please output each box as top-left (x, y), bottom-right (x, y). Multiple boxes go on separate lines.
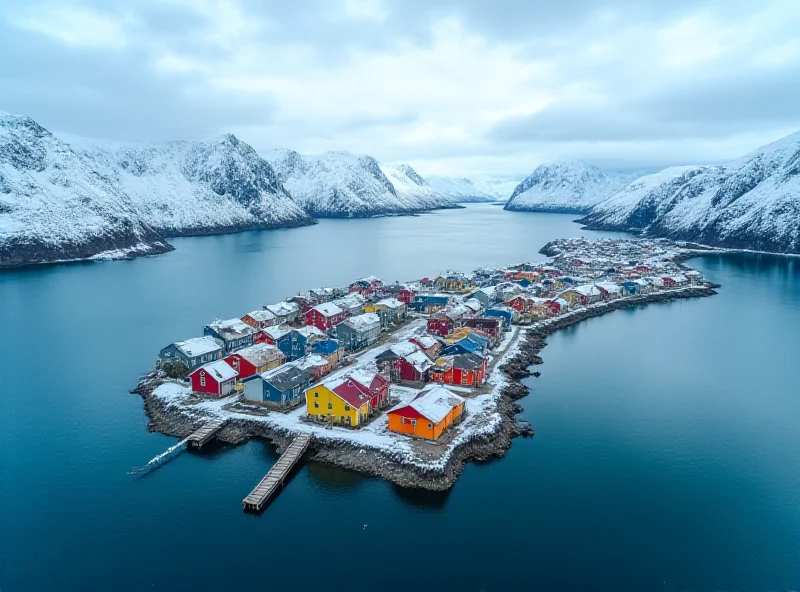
top-left (243, 433), bottom-right (312, 512)
top-left (186, 420), bottom-right (227, 449)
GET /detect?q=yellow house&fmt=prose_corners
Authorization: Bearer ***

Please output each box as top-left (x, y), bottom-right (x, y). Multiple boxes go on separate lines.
top-left (559, 290), bottom-right (582, 307)
top-left (305, 377), bottom-right (371, 427)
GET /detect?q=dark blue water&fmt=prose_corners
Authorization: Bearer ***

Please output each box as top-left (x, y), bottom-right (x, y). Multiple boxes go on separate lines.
top-left (1, 205), bottom-right (799, 591)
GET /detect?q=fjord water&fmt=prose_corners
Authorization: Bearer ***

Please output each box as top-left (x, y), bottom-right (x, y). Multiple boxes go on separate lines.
top-left (1, 205), bottom-right (798, 591)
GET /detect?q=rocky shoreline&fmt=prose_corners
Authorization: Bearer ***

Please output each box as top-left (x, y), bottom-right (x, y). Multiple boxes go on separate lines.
top-left (134, 284), bottom-right (717, 492)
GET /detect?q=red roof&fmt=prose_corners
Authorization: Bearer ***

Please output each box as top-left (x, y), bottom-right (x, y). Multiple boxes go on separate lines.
top-left (331, 378), bottom-right (372, 408)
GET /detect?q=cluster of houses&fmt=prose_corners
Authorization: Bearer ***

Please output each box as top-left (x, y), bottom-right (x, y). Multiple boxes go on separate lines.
top-left (157, 239), bottom-right (706, 442)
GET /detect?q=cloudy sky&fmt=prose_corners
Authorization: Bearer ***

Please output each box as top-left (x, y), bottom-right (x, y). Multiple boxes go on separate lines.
top-left (1, 0), bottom-right (799, 178)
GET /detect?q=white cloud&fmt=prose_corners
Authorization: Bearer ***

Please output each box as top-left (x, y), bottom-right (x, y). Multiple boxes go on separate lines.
top-left (5, 4), bottom-right (130, 49)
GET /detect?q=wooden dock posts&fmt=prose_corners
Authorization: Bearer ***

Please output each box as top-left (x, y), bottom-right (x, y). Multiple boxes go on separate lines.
top-left (186, 419), bottom-right (227, 449)
top-left (243, 433), bottom-right (312, 512)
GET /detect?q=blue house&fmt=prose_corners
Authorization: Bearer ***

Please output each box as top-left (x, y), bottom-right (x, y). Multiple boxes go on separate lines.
top-left (159, 336), bottom-right (222, 369)
top-left (514, 278), bottom-right (533, 289)
top-left (442, 337), bottom-right (484, 357)
top-left (410, 294), bottom-right (451, 313)
top-left (311, 338), bottom-right (340, 357)
top-left (270, 326), bottom-right (325, 361)
top-left (242, 363), bottom-right (310, 407)
top-left (484, 307), bottom-right (513, 328)
top-left (622, 280), bottom-right (640, 295)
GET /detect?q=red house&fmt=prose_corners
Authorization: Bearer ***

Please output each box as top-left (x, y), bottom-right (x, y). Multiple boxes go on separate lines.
top-left (223, 343), bottom-right (285, 380)
top-left (349, 370), bottom-right (390, 410)
top-left (662, 276), bottom-right (677, 287)
top-left (427, 315), bottom-right (454, 337)
top-left (305, 302), bottom-right (347, 331)
top-left (462, 317), bottom-right (502, 340)
top-left (375, 341), bottom-right (434, 383)
top-left (430, 353), bottom-right (488, 387)
top-left (189, 360), bottom-right (238, 397)
top-left (543, 300), bottom-right (562, 315)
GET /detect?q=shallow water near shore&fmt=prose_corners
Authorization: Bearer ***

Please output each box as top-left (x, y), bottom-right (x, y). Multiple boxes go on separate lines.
top-left (1, 205), bottom-right (799, 591)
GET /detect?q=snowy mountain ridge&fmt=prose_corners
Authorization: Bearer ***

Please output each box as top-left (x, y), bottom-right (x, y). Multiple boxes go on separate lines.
top-left (577, 131), bottom-right (800, 253)
top-left (0, 112), bottom-right (171, 266)
top-left (71, 134), bottom-right (312, 237)
top-left (264, 149), bottom-right (455, 217)
top-left (504, 161), bottom-right (640, 214)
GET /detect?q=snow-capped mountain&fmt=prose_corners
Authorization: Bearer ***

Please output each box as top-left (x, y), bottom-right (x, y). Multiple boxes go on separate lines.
top-left (264, 150), bottom-right (453, 217)
top-left (504, 162), bottom-right (639, 214)
top-left (379, 163), bottom-right (457, 210)
top-left (426, 176), bottom-right (517, 202)
top-left (0, 112), bottom-right (170, 267)
top-left (72, 135), bottom-right (312, 236)
top-left (577, 132), bottom-right (800, 253)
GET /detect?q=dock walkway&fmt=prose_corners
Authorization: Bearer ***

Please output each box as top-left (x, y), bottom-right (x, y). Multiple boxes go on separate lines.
top-left (243, 433), bottom-right (312, 512)
top-left (186, 419), bottom-right (227, 448)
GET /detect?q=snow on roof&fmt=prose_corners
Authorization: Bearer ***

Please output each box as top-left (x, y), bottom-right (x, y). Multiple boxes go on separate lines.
top-left (595, 282), bottom-right (622, 293)
top-left (265, 301), bottom-right (299, 316)
top-left (295, 325), bottom-right (326, 339)
top-left (233, 343), bottom-right (284, 366)
top-left (573, 285), bottom-right (602, 297)
top-left (192, 359), bottom-right (237, 382)
top-left (175, 336), bottom-right (221, 357)
top-left (348, 369), bottom-right (383, 392)
top-left (464, 299), bottom-right (482, 312)
top-left (344, 312), bottom-right (381, 331)
top-left (406, 350), bottom-right (434, 372)
top-left (412, 335), bottom-right (438, 349)
top-left (207, 318), bottom-right (256, 338)
top-left (388, 340), bottom-right (421, 357)
top-left (260, 362), bottom-right (308, 391)
top-left (244, 309), bottom-right (276, 323)
top-left (263, 325), bottom-right (292, 340)
top-left (299, 354), bottom-right (329, 368)
top-left (313, 302), bottom-right (344, 317)
top-left (376, 297), bottom-right (404, 309)
top-left (390, 385), bottom-right (465, 424)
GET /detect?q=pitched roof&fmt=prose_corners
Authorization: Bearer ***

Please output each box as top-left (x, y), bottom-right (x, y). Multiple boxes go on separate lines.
top-left (343, 312), bottom-right (381, 331)
top-left (174, 336), bottom-right (221, 357)
top-left (435, 352), bottom-right (485, 370)
top-left (326, 376), bottom-right (372, 408)
top-left (311, 339), bottom-right (340, 354)
top-left (233, 343), bottom-right (285, 366)
top-left (389, 385), bottom-right (465, 424)
top-left (260, 363), bottom-right (309, 392)
top-left (191, 359), bottom-right (238, 382)
top-left (265, 301), bottom-right (300, 316)
top-left (375, 297), bottom-right (405, 309)
top-left (206, 318), bottom-right (256, 339)
top-left (412, 335), bottom-right (438, 349)
top-left (312, 302), bottom-right (344, 317)
top-left (263, 325), bottom-right (293, 341)
top-left (244, 309), bottom-right (277, 323)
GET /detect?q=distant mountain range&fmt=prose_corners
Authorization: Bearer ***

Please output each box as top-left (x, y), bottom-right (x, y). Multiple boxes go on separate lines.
top-left (2, 110), bottom-right (799, 265)
top-left (577, 132), bottom-right (800, 254)
top-left (426, 176), bottom-right (519, 202)
top-left (504, 162), bottom-right (644, 214)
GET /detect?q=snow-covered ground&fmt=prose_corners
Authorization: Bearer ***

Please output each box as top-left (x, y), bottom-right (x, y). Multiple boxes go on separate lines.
top-left (151, 322), bottom-right (522, 471)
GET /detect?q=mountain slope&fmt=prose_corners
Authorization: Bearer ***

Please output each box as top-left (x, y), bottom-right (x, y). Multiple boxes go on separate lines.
top-left (426, 176), bottom-right (517, 202)
top-left (379, 163), bottom-right (457, 210)
top-left (72, 135), bottom-right (312, 236)
top-left (577, 132), bottom-right (800, 253)
top-left (264, 150), bottom-right (453, 217)
top-left (504, 161), bottom-right (638, 214)
top-left (0, 112), bottom-right (170, 267)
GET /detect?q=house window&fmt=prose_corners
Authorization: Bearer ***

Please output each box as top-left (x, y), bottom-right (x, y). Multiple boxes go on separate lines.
top-left (314, 402), bottom-right (319, 408)
top-left (314, 392), bottom-right (318, 398)
top-left (199, 372), bottom-right (206, 387)
top-left (328, 403), bottom-right (333, 410)
top-left (344, 405), bottom-right (350, 411)
top-left (428, 423), bottom-right (433, 429)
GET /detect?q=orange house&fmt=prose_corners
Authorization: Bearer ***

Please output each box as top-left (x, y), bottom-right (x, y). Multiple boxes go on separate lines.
top-left (387, 385), bottom-right (466, 441)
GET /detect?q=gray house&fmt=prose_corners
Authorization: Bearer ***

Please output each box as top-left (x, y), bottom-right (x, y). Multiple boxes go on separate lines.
top-left (159, 336), bottom-right (222, 369)
top-left (242, 363), bottom-right (310, 407)
top-left (333, 312), bottom-right (381, 351)
top-left (203, 318), bottom-right (257, 354)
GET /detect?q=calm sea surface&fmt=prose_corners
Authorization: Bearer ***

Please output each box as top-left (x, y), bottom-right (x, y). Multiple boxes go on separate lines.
top-left (1, 205), bottom-right (798, 591)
